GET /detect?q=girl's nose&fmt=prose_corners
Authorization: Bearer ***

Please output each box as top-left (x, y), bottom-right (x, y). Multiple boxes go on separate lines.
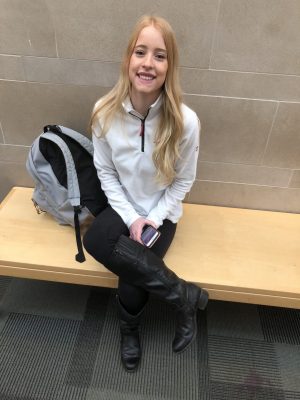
top-left (143, 53), bottom-right (153, 68)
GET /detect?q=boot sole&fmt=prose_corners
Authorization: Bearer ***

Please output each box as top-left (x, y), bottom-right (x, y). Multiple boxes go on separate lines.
top-left (123, 363), bottom-right (140, 373)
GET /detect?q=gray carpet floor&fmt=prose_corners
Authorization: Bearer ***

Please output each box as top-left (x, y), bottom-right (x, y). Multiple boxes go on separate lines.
top-left (0, 276), bottom-right (299, 400)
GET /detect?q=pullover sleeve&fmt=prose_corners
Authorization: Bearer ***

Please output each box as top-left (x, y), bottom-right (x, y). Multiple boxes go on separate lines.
top-left (147, 112), bottom-right (200, 227)
top-left (92, 131), bottom-right (140, 228)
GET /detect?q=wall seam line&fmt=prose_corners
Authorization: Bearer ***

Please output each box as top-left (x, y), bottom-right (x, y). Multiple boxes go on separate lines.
top-left (194, 178), bottom-right (299, 190)
top-left (208, 0), bottom-right (222, 69)
top-left (181, 66), bottom-right (300, 78)
top-left (198, 160), bottom-right (293, 171)
top-left (287, 170), bottom-right (294, 188)
top-left (0, 143), bottom-right (31, 148)
top-left (184, 93), bottom-right (300, 104)
top-left (0, 121), bottom-right (6, 144)
top-left (259, 102), bottom-right (280, 166)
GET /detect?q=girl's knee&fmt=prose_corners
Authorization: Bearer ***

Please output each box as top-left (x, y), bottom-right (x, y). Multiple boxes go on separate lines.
top-left (83, 207), bottom-right (129, 264)
top-left (82, 227), bottom-right (94, 255)
top-left (83, 225), bottom-right (109, 264)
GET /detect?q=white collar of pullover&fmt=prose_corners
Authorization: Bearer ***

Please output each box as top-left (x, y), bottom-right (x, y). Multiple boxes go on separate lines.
top-left (122, 94), bottom-right (163, 120)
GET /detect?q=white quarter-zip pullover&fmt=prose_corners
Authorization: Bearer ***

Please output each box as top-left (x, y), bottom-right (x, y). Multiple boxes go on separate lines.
top-left (92, 95), bottom-right (200, 228)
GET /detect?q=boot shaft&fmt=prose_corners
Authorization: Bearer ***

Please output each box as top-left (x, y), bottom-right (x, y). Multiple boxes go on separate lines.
top-left (116, 295), bottom-right (144, 333)
top-left (110, 235), bottom-right (201, 310)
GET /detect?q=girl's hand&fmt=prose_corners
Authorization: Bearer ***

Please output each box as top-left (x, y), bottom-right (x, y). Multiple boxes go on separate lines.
top-left (129, 217), bottom-right (157, 244)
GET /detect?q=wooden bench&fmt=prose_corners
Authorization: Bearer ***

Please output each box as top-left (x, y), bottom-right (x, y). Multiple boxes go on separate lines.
top-left (1, 186), bottom-right (300, 309)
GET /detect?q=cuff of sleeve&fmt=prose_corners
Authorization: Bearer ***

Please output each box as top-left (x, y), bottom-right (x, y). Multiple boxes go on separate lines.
top-left (126, 212), bottom-right (141, 229)
top-left (147, 211), bottom-right (163, 228)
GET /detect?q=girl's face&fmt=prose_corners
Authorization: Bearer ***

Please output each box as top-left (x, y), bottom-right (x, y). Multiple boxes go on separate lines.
top-left (129, 25), bottom-right (168, 103)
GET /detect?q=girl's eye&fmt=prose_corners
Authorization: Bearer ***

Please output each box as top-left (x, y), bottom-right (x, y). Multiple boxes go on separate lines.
top-left (155, 53), bottom-right (167, 61)
top-left (134, 49), bottom-right (145, 57)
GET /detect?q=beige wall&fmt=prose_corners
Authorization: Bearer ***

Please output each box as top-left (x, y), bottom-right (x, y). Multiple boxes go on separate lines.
top-left (1, 0), bottom-right (300, 212)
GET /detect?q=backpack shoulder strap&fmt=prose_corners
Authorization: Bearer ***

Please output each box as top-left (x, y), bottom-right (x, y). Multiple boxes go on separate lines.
top-left (41, 132), bottom-right (81, 206)
top-left (44, 125), bottom-right (94, 156)
top-left (42, 131), bottom-right (86, 263)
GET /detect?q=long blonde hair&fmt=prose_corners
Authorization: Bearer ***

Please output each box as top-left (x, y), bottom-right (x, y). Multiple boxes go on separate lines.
top-left (90, 15), bottom-right (184, 184)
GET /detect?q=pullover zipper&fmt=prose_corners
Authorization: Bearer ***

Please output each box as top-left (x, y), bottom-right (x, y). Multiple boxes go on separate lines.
top-left (129, 109), bottom-right (150, 152)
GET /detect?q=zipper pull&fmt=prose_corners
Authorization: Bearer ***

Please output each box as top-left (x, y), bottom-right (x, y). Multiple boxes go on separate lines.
top-left (32, 199), bottom-right (45, 214)
top-left (140, 120), bottom-right (145, 152)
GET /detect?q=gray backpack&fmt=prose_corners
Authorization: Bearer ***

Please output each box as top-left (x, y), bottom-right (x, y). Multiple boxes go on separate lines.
top-left (26, 125), bottom-right (107, 262)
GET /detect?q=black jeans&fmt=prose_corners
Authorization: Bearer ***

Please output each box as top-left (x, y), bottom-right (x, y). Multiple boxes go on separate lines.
top-left (83, 206), bottom-right (177, 314)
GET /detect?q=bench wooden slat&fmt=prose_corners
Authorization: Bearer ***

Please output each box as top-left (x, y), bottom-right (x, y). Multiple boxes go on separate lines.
top-left (1, 187), bottom-right (300, 308)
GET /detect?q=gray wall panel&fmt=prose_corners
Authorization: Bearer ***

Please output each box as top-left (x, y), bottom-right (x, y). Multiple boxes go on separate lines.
top-left (0, 0), bottom-right (299, 212)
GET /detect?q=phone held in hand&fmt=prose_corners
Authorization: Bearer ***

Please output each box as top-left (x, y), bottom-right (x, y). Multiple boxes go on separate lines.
top-left (141, 225), bottom-right (161, 248)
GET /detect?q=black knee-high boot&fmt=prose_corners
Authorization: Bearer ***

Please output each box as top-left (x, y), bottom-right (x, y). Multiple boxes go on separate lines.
top-left (116, 295), bottom-right (144, 372)
top-left (109, 235), bottom-right (209, 353)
